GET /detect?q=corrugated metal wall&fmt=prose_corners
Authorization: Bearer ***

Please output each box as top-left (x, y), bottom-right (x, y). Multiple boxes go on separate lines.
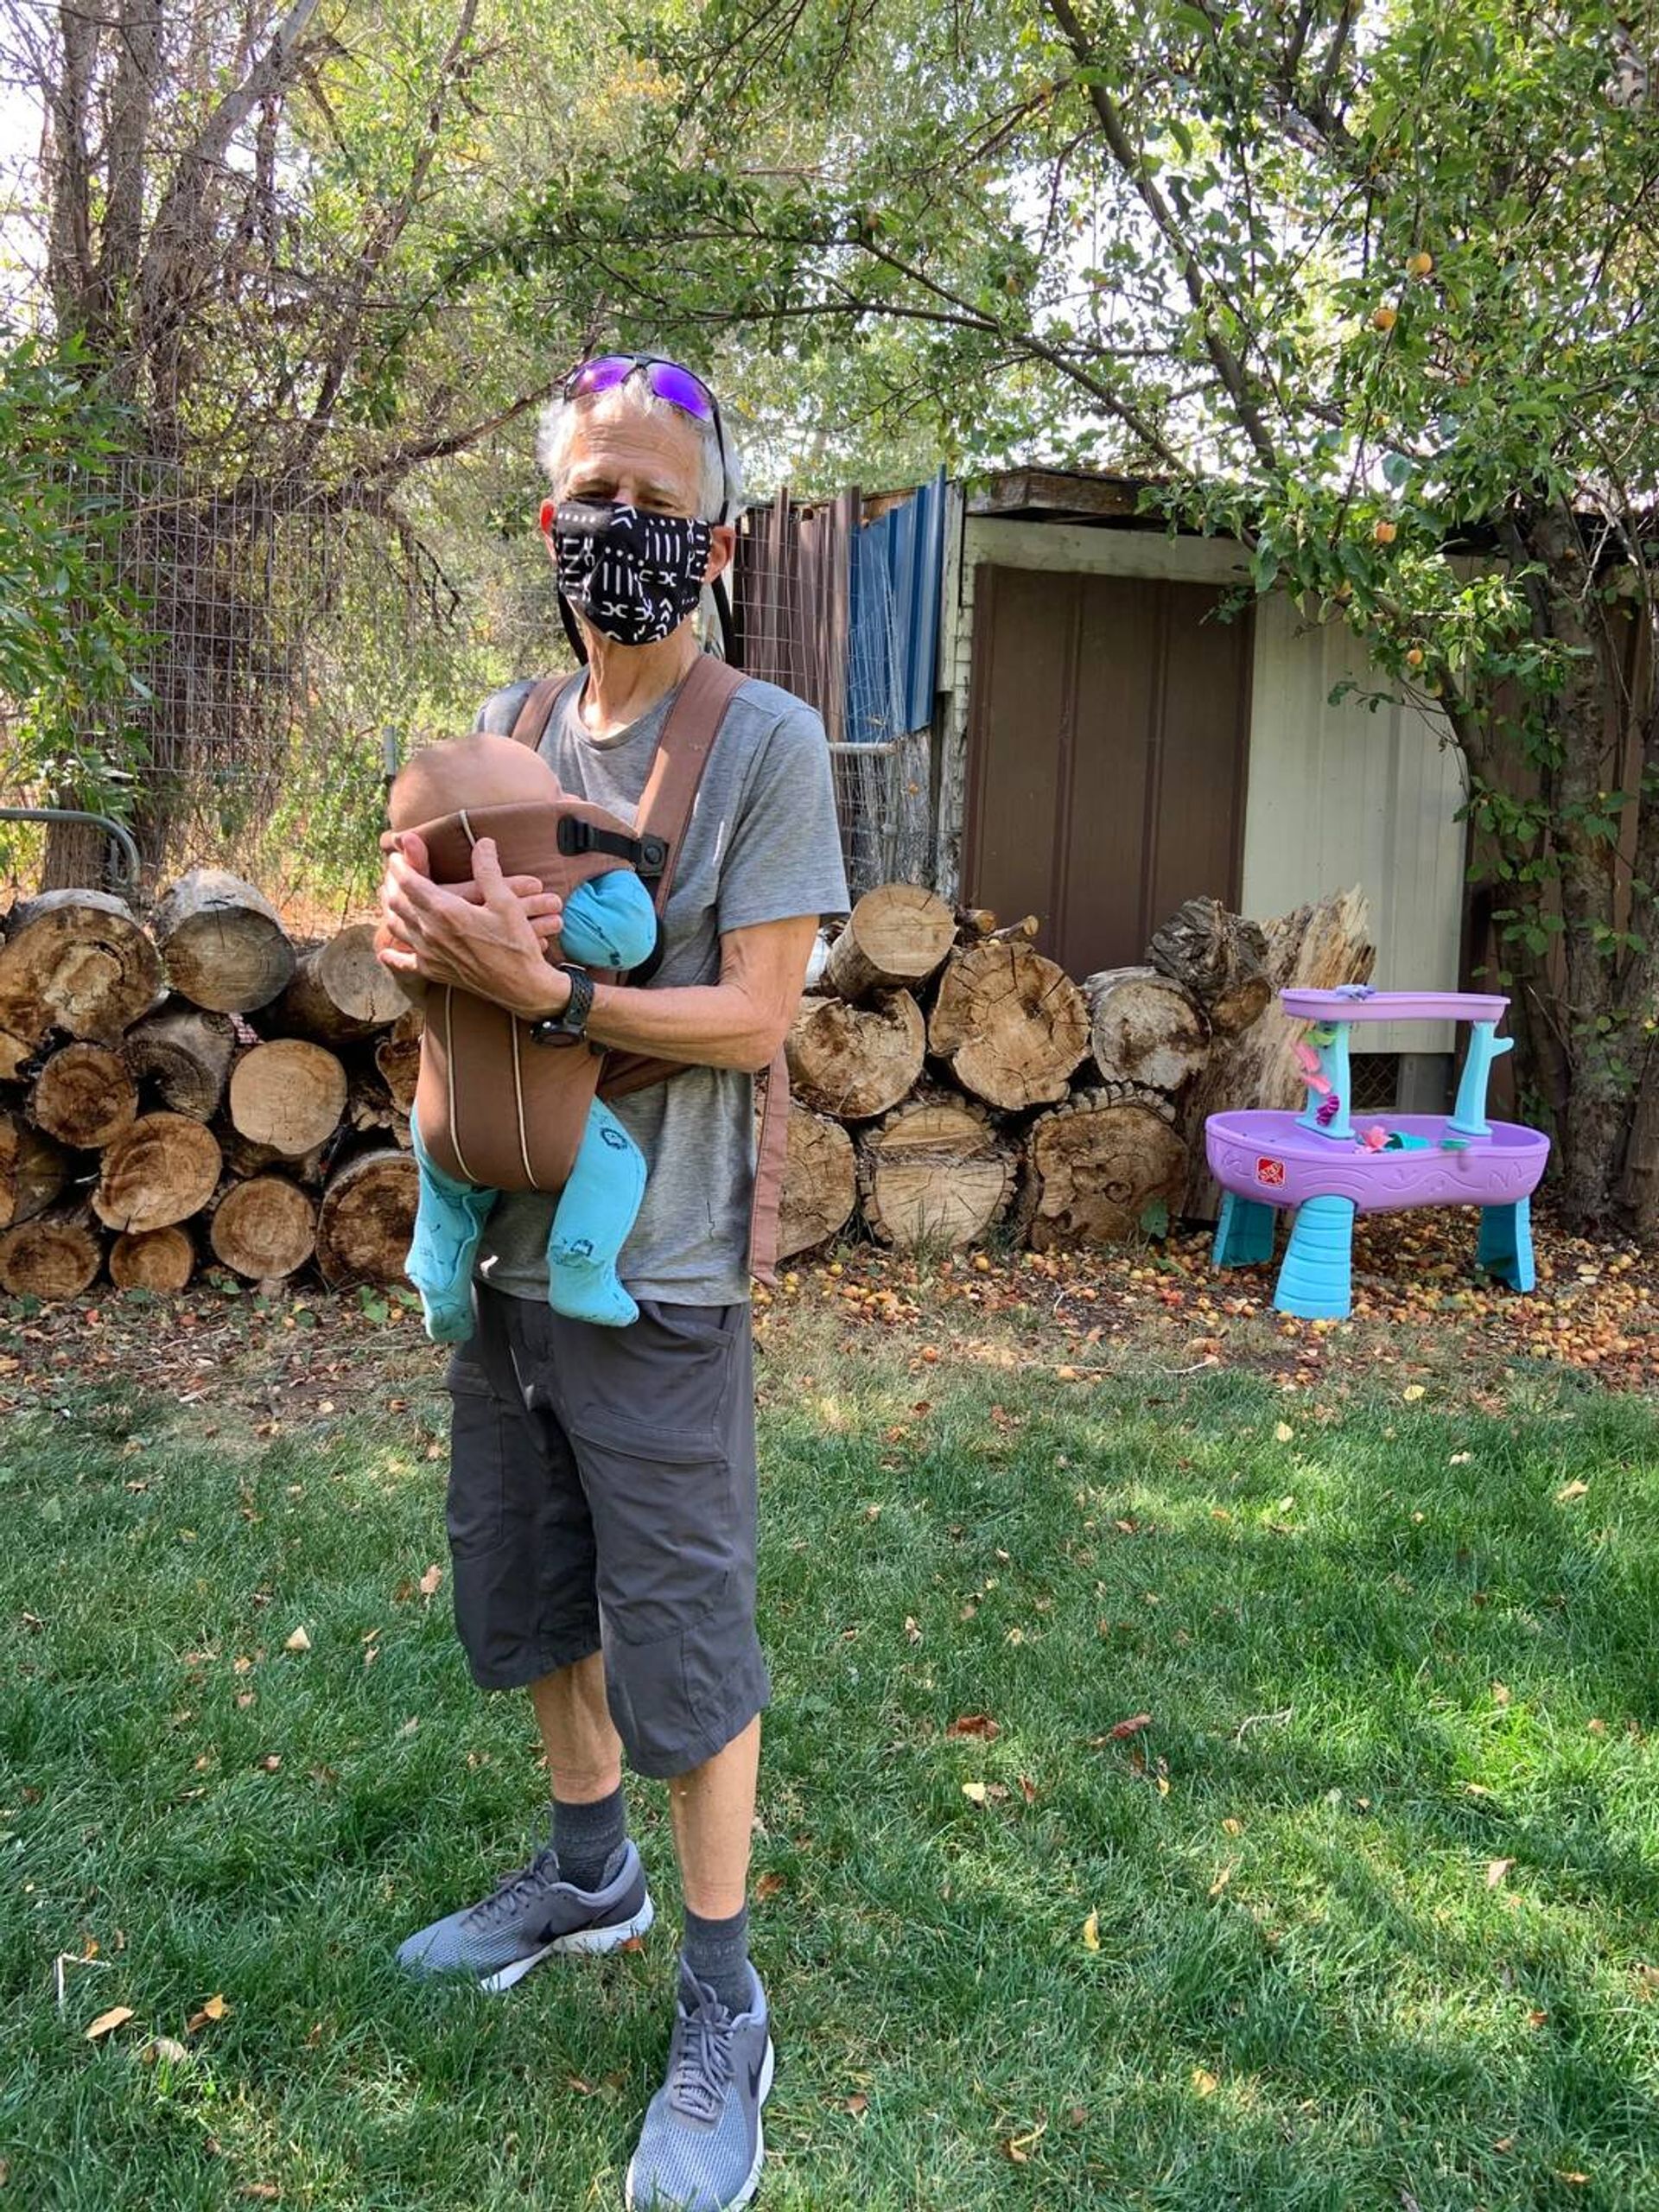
top-left (1240, 594), bottom-right (1469, 1054)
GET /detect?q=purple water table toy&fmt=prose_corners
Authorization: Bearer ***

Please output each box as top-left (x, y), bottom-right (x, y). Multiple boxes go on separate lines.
top-left (1206, 989), bottom-right (1550, 1319)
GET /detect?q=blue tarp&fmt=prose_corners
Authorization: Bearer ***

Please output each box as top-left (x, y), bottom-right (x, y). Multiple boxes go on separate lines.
top-left (844, 468), bottom-right (946, 743)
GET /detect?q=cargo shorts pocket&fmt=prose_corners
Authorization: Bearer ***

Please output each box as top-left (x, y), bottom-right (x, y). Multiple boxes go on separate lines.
top-left (444, 1356), bottom-right (508, 1560)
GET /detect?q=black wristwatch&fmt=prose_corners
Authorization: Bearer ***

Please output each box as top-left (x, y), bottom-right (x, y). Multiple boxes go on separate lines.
top-left (526, 964), bottom-right (594, 1046)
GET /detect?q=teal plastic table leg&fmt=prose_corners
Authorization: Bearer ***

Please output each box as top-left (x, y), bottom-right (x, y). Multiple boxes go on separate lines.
top-left (1274, 1194), bottom-right (1357, 1320)
top-left (1477, 1196), bottom-right (1535, 1292)
top-left (1214, 1190), bottom-right (1277, 1267)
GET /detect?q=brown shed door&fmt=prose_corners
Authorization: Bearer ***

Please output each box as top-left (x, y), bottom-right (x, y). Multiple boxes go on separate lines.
top-left (963, 564), bottom-right (1253, 977)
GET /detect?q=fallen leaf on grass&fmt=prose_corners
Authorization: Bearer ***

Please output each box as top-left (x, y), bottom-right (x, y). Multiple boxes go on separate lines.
top-left (1402, 1384), bottom-right (1426, 1402)
top-left (1491, 1681), bottom-right (1512, 1707)
top-left (1003, 2120), bottom-right (1046, 2163)
top-left (1082, 1911), bottom-right (1100, 1951)
top-left (1529, 2008), bottom-right (1549, 2029)
top-left (1274, 1421), bottom-right (1294, 1443)
top-left (187, 1994), bottom-right (229, 2032)
top-left (1103, 1713), bottom-right (1153, 1742)
top-left (842, 2094), bottom-right (869, 2117)
top-left (1222, 1817), bottom-right (1243, 1837)
top-left (961, 1782), bottom-right (988, 1806)
top-left (1017, 1776), bottom-right (1038, 1805)
top-left (1450, 1452), bottom-right (1472, 1465)
top-left (1191, 2067), bottom-right (1218, 2097)
top-left (753, 1872), bottom-right (785, 1903)
top-left (238, 2188), bottom-right (282, 2202)
top-left (418, 1564), bottom-right (443, 1598)
top-left (283, 1627), bottom-right (310, 1653)
top-left (1555, 1480), bottom-right (1590, 1503)
top-left (945, 1713), bottom-right (1000, 1740)
top-left (904, 1617), bottom-right (922, 1644)
top-left (1555, 2172), bottom-right (1589, 2186)
top-left (84, 2007), bottom-right (133, 2042)
top-left (142, 2037), bottom-right (190, 2065)
top-left (397, 1717), bottom-right (419, 1738)
top-left (1486, 1858), bottom-right (1515, 1889)
top-left (257, 1754), bottom-right (281, 1772)
top-left (1208, 1865), bottom-right (1235, 1900)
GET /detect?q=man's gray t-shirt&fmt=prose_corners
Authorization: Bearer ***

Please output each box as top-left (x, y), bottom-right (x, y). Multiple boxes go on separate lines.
top-left (470, 664), bottom-right (849, 1307)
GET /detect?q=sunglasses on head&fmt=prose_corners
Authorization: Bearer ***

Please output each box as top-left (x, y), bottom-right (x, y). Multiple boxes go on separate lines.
top-left (560, 353), bottom-right (731, 523)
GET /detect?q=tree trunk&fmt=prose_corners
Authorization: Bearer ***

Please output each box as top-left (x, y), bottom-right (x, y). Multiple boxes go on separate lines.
top-left (315, 1146), bottom-right (418, 1287)
top-left (1083, 966), bottom-right (1209, 1092)
top-left (110, 1224), bottom-right (196, 1292)
top-left (227, 1038), bottom-right (349, 1156)
top-left (121, 1002), bottom-right (238, 1119)
top-left (1024, 1084), bottom-right (1186, 1249)
top-left (93, 1110), bottom-right (223, 1231)
top-left (1147, 899), bottom-right (1272, 1038)
top-left (0, 889), bottom-right (163, 1052)
top-left (149, 867), bottom-right (296, 1013)
top-left (776, 1108), bottom-right (857, 1262)
top-left (785, 990), bottom-right (925, 1120)
top-left (0, 1203), bottom-right (103, 1298)
top-left (1178, 886), bottom-right (1374, 1219)
top-left (28, 1042), bottom-right (139, 1149)
top-left (858, 1089), bottom-right (1014, 1250)
top-left (0, 1110), bottom-right (73, 1228)
top-left (209, 1173), bottom-right (317, 1280)
top-left (928, 941), bottom-right (1089, 1110)
top-left (273, 925), bottom-right (409, 1043)
top-left (824, 883), bottom-right (957, 1001)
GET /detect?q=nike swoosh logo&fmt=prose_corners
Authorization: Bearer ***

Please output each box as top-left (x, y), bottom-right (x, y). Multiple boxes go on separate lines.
top-left (747, 2048), bottom-right (768, 2102)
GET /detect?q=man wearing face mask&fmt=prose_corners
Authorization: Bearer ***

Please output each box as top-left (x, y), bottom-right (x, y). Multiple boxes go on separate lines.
top-left (378, 355), bottom-right (849, 2212)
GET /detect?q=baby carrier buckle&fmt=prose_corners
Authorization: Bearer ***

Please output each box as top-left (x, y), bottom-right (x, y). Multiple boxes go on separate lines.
top-left (555, 816), bottom-right (667, 877)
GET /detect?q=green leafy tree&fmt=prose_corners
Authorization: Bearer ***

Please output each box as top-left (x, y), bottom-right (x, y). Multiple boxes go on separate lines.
top-left (477, 0), bottom-right (1659, 1234)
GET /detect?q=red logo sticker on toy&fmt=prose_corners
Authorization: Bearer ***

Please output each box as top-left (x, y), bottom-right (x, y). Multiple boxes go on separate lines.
top-left (1256, 1157), bottom-right (1287, 1187)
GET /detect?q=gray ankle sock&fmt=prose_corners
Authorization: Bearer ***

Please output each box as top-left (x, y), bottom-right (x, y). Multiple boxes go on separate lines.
top-left (682, 1902), bottom-right (752, 2017)
top-left (551, 1785), bottom-right (627, 1894)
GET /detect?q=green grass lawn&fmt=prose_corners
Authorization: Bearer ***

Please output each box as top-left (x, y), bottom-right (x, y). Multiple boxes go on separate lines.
top-left (3, 1311), bottom-right (1659, 2209)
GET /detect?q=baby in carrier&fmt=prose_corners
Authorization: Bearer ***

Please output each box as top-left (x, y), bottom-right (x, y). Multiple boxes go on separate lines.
top-left (383, 732), bottom-right (659, 1343)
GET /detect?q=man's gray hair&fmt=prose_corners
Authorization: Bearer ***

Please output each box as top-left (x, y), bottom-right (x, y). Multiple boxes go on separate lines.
top-left (537, 369), bottom-right (743, 524)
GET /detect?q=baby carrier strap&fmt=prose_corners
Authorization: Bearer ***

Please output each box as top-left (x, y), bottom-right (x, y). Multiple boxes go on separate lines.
top-left (507, 656), bottom-right (791, 1287)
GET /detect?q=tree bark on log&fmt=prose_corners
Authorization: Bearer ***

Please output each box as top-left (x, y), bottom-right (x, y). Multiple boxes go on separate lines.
top-left (121, 1002), bottom-right (237, 1119)
top-left (227, 1039), bottom-right (349, 1156)
top-left (149, 868), bottom-right (296, 1013)
top-left (374, 1008), bottom-right (422, 1116)
top-left (1024, 1084), bottom-right (1187, 1249)
top-left (0, 889), bottom-right (163, 1052)
top-left (93, 1111), bottom-right (223, 1232)
top-left (1147, 898), bottom-right (1272, 1039)
top-left (824, 884), bottom-right (957, 1001)
top-left (273, 924), bottom-right (409, 1043)
top-left (110, 1225), bottom-right (196, 1293)
top-left (1082, 967), bottom-right (1210, 1093)
top-left (0, 1203), bottom-right (103, 1298)
top-left (0, 1109), bottom-right (72, 1228)
top-left (858, 1088), bottom-right (1014, 1250)
top-left (776, 1108), bottom-right (857, 1262)
top-left (209, 1173), bottom-right (318, 1280)
top-left (315, 1147), bottom-right (418, 1287)
top-left (219, 1128), bottom-right (330, 1184)
top-left (1179, 887), bottom-right (1376, 1220)
top-left (28, 1042), bottom-right (139, 1149)
top-left (929, 941), bottom-right (1089, 1110)
top-left (785, 991), bottom-right (925, 1121)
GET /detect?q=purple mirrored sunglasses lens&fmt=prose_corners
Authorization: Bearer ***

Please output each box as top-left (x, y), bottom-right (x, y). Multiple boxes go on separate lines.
top-left (568, 354), bottom-right (715, 423)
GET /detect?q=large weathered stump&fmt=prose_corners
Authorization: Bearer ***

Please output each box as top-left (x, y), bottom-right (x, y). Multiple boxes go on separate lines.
top-left (93, 1112), bottom-right (223, 1233)
top-left (150, 868), bottom-right (295, 1013)
top-left (776, 1109), bottom-right (857, 1262)
top-left (859, 1090), bottom-right (1014, 1251)
top-left (0, 890), bottom-right (163, 1053)
top-left (785, 991), bottom-right (925, 1121)
top-left (1147, 899), bottom-right (1272, 1039)
top-left (824, 885), bottom-right (957, 1002)
top-left (121, 1003), bottom-right (237, 1120)
top-left (315, 1147), bottom-right (418, 1287)
top-left (1024, 1084), bottom-right (1187, 1249)
top-left (928, 942), bottom-right (1089, 1111)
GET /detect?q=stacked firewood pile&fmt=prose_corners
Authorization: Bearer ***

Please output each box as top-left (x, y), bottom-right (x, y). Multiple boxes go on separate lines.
top-left (0, 868), bottom-right (1370, 1298)
top-left (777, 882), bottom-right (1372, 1262)
top-left (0, 871), bottom-right (419, 1298)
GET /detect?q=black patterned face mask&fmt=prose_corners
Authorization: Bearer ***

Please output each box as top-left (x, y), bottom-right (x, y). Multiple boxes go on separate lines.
top-left (552, 501), bottom-right (712, 647)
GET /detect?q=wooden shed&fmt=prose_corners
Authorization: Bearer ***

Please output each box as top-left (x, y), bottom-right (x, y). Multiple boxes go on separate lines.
top-left (934, 469), bottom-right (1470, 1106)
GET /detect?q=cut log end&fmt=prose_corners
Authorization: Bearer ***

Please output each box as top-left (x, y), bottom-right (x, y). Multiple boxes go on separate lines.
top-left (94, 1112), bottom-right (224, 1234)
top-left (928, 942), bottom-right (1089, 1111)
top-left (229, 1039), bottom-right (350, 1157)
top-left (777, 1109), bottom-right (857, 1262)
top-left (150, 868), bottom-right (296, 1014)
top-left (315, 1147), bottom-right (418, 1287)
top-left (211, 1175), bottom-right (318, 1281)
top-left (0, 1205), bottom-right (103, 1299)
top-left (110, 1225), bottom-right (196, 1294)
top-left (1083, 966), bottom-right (1210, 1093)
top-left (785, 990), bottom-right (925, 1121)
top-left (1026, 1087), bottom-right (1187, 1249)
top-left (825, 883), bottom-right (958, 1001)
top-left (859, 1090), bottom-right (1014, 1250)
top-left (29, 1042), bottom-right (139, 1149)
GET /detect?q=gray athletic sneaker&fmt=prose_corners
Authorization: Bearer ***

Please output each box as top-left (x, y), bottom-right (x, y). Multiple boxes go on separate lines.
top-left (625, 1962), bottom-right (773, 2212)
top-left (396, 1839), bottom-right (653, 1994)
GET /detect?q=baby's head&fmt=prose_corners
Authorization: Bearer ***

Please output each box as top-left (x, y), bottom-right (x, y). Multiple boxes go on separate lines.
top-left (388, 734), bottom-right (563, 833)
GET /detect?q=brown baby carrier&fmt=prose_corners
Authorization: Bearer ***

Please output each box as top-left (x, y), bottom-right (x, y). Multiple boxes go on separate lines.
top-left (409, 656), bottom-right (790, 1281)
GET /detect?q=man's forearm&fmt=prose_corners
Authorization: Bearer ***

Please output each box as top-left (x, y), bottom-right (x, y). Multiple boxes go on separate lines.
top-left (528, 969), bottom-right (785, 1073)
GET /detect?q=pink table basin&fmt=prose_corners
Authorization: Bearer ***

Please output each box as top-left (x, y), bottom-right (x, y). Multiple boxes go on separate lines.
top-left (1206, 1110), bottom-right (1550, 1216)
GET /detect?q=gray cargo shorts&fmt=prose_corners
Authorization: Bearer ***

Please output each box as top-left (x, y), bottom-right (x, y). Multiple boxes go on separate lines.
top-left (442, 1281), bottom-right (769, 1779)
